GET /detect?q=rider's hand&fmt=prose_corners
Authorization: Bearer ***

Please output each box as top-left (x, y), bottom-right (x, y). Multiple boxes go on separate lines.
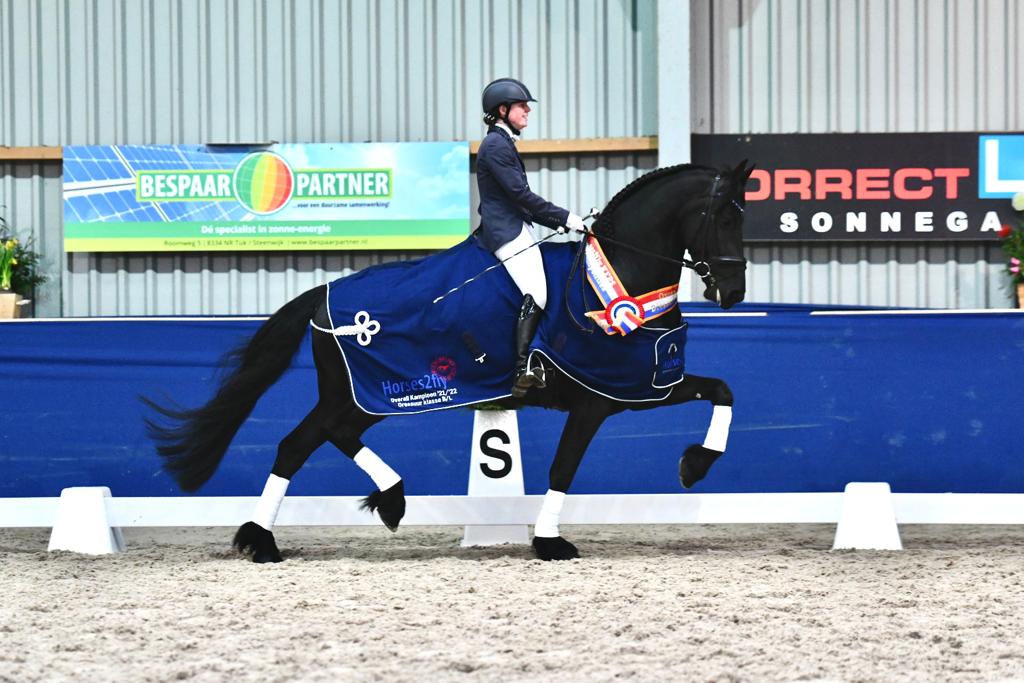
top-left (565, 213), bottom-right (586, 233)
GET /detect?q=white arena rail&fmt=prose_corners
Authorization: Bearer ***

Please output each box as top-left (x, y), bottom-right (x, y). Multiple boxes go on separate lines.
top-left (5, 491), bottom-right (1024, 528)
top-left (2, 488), bottom-right (1023, 555)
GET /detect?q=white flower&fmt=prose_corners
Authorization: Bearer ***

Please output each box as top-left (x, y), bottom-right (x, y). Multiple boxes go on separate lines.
top-left (1013, 192), bottom-right (1024, 212)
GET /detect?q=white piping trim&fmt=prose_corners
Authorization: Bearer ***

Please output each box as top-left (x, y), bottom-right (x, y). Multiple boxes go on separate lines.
top-left (528, 349), bottom-right (678, 404)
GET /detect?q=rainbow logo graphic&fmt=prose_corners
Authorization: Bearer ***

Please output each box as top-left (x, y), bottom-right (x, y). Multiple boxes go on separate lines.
top-left (232, 152), bottom-right (295, 215)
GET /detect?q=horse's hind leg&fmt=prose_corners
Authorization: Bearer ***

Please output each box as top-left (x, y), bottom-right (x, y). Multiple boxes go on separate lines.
top-left (234, 404), bottom-right (330, 563)
top-left (310, 329), bottom-right (401, 530)
top-left (320, 412), bottom-right (404, 531)
top-left (671, 374), bottom-right (733, 488)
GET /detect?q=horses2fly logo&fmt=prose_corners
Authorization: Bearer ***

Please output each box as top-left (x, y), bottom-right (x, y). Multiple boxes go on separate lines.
top-left (381, 356), bottom-right (460, 410)
top-left (135, 151), bottom-right (393, 215)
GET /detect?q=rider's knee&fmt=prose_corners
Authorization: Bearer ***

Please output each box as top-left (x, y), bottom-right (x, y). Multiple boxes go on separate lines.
top-left (528, 287), bottom-right (547, 310)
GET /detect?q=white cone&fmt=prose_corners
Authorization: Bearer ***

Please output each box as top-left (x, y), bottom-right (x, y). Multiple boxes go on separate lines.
top-left (832, 482), bottom-right (902, 550)
top-left (48, 487), bottom-right (126, 554)
top-left (462, 410), bottom-right (529, 546)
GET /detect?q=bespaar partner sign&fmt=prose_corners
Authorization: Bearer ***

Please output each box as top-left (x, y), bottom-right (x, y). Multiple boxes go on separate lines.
top-left (693, 133), bottom-right (1021, 241)
top-left (63, 142), bottom-right (469, 252)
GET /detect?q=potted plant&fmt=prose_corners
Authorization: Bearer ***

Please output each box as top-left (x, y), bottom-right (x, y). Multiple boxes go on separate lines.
top-left (0, 213), bottom-right (46, 319)
top-left (998, 193), bottom-right (1024, 308)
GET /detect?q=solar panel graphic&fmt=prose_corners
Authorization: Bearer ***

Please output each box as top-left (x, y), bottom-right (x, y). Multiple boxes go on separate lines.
top-left (63, 145), bottom-right (252, 225)
top-left (63, 143), bottom-right (471, 253)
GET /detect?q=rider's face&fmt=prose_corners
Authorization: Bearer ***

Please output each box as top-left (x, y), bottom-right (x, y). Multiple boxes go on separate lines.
top-left (504, 101), bottom-right (530, 129)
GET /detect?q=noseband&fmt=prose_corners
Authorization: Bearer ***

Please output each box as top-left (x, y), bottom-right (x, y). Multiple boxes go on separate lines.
top-left (688, 173), bottom-right (747, 289)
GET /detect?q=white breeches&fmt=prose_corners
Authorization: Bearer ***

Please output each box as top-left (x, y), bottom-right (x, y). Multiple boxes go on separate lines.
top-left (494, 224), bottom-right (548, 310)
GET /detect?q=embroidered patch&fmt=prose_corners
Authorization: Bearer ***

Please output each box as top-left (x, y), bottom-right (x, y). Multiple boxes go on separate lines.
top-left (652, 324), bottom-right (688, 388)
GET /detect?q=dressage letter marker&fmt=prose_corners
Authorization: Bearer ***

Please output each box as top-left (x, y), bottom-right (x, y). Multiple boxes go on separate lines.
top-left (832, 482), bottom-right (903, 551)
top-left (48, 487), bottom-right (125, 555)
top-left (462, 410), bottom-right (529, 546)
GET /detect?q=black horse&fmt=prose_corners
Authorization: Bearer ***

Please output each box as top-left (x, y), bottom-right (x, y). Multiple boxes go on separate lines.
top-left (145, 161), bottom-right (754, 562)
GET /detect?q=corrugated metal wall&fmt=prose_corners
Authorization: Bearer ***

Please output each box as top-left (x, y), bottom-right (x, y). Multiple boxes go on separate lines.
top-left (3, 0), bottom-right (1020, 314)
top-left (691, 0), bottom-right (1022, 307)
top-left (0, 0), bottom-right (657, 316)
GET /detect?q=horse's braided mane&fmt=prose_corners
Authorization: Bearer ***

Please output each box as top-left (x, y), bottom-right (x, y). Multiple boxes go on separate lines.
top-left (595, 163), bottom-right (715, 230)
top-left (591, 163), bottom-right (718, 259)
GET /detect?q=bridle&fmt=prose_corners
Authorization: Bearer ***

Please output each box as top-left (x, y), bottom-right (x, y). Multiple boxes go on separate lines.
top-left (688, 173), bottom-right (748, 291)
top-left (565, 171), bottom-right (747, 332)
top-left (579, 171), bottom-right (747, 289)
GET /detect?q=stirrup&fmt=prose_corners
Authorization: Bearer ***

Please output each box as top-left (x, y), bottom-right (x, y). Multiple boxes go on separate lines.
top-left (511, 365), bottom-right (546, 397)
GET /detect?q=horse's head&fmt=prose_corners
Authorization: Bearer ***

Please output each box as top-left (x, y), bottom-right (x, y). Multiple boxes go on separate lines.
top-left (592, 161), bottom-right (754, 312)
top-left (682, 161), bottom-right (755, 310)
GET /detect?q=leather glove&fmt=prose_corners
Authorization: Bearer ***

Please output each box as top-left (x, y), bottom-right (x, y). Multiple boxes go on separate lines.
top-left (565, 212), bottom-right (586, 233)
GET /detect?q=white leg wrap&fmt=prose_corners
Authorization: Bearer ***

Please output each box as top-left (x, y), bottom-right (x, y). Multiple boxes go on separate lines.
top-left (252, 474), bottom-right (289, 531)
top-left (354, 447), bottom-right (401, 491)
top-left (703, 405), bottom-right (733, 453)
top-left (534, 489), bottom-right (566, 538)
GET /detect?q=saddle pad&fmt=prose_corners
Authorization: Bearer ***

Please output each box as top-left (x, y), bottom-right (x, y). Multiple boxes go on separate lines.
top-left (326, 236), bottom-right (687, 414)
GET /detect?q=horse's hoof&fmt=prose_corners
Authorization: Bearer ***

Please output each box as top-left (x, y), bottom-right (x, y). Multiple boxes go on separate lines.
top-left (679, 444), bottom-right (722, 489)
top-left (532, 535), bottom-right (579, 561)
top-left (360, 480), bottom-right (406, 531)
top-left (233, 521), bottom-right (283, 563)
top-left (252, 548), bottom-right (283, 563)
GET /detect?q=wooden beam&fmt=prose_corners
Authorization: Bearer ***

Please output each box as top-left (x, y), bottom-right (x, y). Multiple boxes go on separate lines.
top-left (0, 137), bottom-right (660, 162)
top-left (0, 146), bottom-right (63, 161)
top-left (469, 136), bottom-right (658, 155)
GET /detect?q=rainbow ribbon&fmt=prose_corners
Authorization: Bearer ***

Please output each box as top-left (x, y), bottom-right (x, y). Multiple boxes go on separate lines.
top-left (583, 235), bottom-right (679, 336)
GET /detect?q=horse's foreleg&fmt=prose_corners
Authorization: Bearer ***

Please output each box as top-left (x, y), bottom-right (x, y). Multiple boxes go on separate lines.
top-left (672, 375), bottom-right (733, 488)
top-left (533, 399), bottom-right (613, 561)
top-left (235, 405), bottom-right (329, 563)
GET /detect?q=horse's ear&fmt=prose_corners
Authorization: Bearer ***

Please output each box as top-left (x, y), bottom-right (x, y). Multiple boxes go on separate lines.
top-left (734, 160), bottom-right (756, 184)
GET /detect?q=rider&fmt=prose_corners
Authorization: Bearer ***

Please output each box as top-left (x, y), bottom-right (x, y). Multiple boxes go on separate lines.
top-left (476, 77), bottom-right (585, 397)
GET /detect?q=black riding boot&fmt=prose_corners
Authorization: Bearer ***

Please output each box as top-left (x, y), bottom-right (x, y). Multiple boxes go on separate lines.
top-left (512, 294), bottom-right (545, 398)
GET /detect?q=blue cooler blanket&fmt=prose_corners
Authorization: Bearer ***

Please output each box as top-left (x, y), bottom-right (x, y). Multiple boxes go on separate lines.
top-left (325, 236), bottom-right (687, 414)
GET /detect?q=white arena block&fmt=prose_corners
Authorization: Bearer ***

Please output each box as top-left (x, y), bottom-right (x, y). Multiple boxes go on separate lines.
top-left (48, 487), bottom-right (126, 554)
top-left (832, 482), bottom-right (903, 551)
top-left (462, 410), bottom-right (529, 547)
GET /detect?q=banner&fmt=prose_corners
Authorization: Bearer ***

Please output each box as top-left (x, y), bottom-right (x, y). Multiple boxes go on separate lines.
top-left (3, 306), bottom-right (1023, 497)
top-left (693, 133), bottom-right (1022, 241)
top-left (62, 142), bottom-right (470, 252)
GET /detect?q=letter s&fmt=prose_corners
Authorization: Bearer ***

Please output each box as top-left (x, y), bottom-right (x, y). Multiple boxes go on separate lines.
top-left (779, 212), bottom-right (799, 233)
top-left (479, 429), bottom-right (512, 479)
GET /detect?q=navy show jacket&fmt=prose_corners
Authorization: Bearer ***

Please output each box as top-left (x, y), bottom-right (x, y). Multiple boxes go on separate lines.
top-left (475, 125), bottom-right (570, 252)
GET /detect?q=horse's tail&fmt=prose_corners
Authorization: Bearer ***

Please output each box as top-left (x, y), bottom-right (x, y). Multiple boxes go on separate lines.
top-left (142, 285), bottom-right (326, 492)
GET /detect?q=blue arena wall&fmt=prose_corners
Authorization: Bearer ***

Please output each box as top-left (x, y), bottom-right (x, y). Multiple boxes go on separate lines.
top-left (1, 305), bottom-right (1022, 498)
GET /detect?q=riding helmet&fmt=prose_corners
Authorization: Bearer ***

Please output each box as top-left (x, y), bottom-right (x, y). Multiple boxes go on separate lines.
top-left (481, 78), bottom-right (537, 113)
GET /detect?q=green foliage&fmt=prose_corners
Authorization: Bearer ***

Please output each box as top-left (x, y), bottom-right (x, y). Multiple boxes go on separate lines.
top-left (0, 211), bottom-right (47, 296)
